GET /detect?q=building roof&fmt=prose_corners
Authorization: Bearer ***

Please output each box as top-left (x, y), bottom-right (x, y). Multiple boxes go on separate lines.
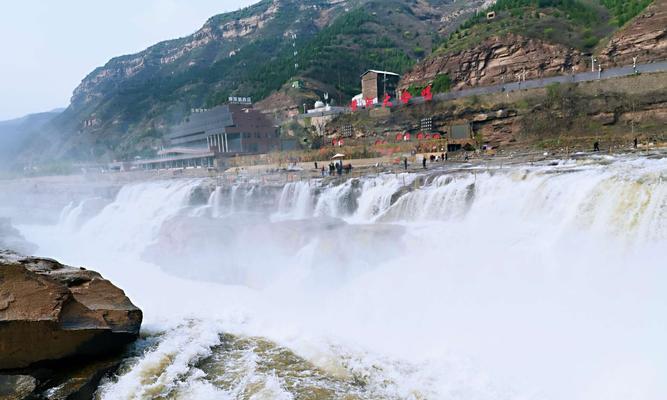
top-left (361, 70), bottom-right (400, 78)
top-left (157, 147), bottom-right (212, 156)
top-left (167, 105), bottom-right (235, 141)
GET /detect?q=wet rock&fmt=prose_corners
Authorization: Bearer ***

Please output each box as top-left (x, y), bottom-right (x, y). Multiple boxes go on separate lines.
top-left (29, 355), bottom-right (125, 400)
top-left (0, 219), bottom-right (36, 255)
top-left (0, 251), bottom-right (142, 370)
top-left (0, 375), bottom-right (36, 400)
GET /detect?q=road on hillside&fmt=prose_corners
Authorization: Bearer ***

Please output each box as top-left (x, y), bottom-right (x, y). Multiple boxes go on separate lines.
top-left (407, 60), bottom-right (667, 104)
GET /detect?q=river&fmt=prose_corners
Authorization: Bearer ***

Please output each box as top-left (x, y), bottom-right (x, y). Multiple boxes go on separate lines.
top-left (6, 153), bottom-right (667, 399)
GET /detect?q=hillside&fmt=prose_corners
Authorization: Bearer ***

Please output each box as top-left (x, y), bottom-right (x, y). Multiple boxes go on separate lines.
top-left (0, 110), bottom-right (61, 171)
top-left (16, 0), bottom-right (487, 166)
top-left (400, 0), bottom-right (661, 92)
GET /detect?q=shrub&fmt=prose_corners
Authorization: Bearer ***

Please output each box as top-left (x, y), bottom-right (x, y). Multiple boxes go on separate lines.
top-left (432, 74), bottom-right (452, 93)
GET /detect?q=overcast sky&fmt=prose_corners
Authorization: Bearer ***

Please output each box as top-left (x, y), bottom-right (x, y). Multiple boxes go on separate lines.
top-left (0, 0), bottom-right (259, 121)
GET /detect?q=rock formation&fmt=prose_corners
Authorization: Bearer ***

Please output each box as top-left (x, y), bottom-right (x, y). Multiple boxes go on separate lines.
top-left (0, 251), bottom-right (142, 398)
top-left (599, 0), bottom-right (667, 67)
top-left (401, 34), bottom-right (586, 91)
top-left (0, 251), bottom-right (142, 369)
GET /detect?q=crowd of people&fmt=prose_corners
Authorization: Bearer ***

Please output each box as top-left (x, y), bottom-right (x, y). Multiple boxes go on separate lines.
top-left (318, 160), bottom-right (353, 176)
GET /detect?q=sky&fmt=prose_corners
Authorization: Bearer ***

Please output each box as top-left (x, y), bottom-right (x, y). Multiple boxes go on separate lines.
top-left (0, 0), bottom-right (259, 121)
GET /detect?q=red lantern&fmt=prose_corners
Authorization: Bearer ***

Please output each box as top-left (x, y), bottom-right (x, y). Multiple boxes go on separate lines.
top-left (365, 98), bottom-right (374, 108)
top-left (404, 133), bottom-right (411, 141)
top-left (417, 132), bottom-right (424, 140)
top-left (395, 133), bottom-right (403, 141)
top-left (433, 133), bottom-right (441, 139)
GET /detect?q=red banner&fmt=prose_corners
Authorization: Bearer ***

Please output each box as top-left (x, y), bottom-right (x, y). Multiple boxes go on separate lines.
top-left (382, 93), bottom-right (393, 108)
top-left (400, 91), bottom-right (412, 105)
top-left (421, 85), bottom-right (433, 101)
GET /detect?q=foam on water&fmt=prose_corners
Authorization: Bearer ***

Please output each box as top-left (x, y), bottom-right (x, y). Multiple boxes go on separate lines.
top-left (15, 155), bottom-right (667, 400)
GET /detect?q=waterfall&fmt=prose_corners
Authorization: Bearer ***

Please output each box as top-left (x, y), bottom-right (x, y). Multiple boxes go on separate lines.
top-left (14, 154), bottom-right (667, 400)
top-left (58, 201), bottom-right (81, 231)
top-left (72, 179), bottom-right (203, 253)
top-left (276, 181), bottom-right (313, 219)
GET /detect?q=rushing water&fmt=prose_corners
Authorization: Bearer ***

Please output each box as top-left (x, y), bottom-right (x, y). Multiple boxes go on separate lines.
top-left (10, 155), bottom-right (667, 400)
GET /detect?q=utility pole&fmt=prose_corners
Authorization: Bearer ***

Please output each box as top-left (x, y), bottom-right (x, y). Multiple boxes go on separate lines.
top-left (591, 56), bottom-right (596, 72)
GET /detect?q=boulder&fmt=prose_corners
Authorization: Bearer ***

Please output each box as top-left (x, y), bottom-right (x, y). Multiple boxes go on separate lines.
top-left (0, 375), bottom-right (36, 400)
top-left (0, 219), bottom-right (36, 255)
top-left (0, 251), bottom-right (142, 370)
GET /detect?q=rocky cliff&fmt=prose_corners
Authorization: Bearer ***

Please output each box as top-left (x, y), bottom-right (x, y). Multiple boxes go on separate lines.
top-left (11, 0), bottom-right (487, 166)
top-left (401, 0), bottom-right (665, 91)
top-left (401, 34), bottom-right (587, 91)
top-left (598, 0), bottom-right (667, 66)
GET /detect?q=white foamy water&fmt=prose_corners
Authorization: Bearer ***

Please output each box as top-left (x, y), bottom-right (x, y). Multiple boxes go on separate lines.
top-left (14, 155), bottom-right (667, 400)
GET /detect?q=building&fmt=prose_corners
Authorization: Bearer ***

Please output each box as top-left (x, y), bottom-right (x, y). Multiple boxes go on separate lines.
top-left (361, 70), bottom-right (400, 103)
top-left (135, 102), bottom-right (280, 170)
top-left (299, 101), bottom-right (347, 136)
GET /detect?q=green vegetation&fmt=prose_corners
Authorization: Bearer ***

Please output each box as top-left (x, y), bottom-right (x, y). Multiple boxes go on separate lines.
top-left (290, 9), bottom-right (415, 98)
top-left (601, 0), bottom-right (653, 26)
top-left (432, 74), bottom-right (452, 93)
top-left (407, 84), bottom-right (426, 97)
top-left (436, 0), bottom-right (652, 55)
top-left (405, 73), bottom-right (450, 97)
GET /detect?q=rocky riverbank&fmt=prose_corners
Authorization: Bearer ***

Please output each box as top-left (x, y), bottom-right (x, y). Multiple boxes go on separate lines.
top-left (0, 251), bottom-right (142, 399)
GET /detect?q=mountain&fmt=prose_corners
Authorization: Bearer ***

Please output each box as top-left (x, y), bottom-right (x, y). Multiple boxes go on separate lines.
top-left (28, 0), bottom-right (488, 163)
top-left (400, 0), bottom-right (661, 92)
top-left (0, 110), bottom-right (62, 171)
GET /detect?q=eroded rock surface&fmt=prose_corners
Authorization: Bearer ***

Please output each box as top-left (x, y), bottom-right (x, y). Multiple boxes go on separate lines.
top-left (0, 251), bottom-right (142, 370)
top-left (401, 34), bottom-right (586, 90)
top-left (599, 0), bottom-right (667, 67)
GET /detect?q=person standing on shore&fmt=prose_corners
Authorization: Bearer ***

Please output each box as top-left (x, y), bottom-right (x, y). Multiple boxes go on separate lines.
top-left (634, 137), bottom-right (638, 149)
top-left (404, 157), bottom-right (408, 171)
top-left (422, 156), bottom-right (427, 169)
top-left (594, 141), bottom-right (600, 152)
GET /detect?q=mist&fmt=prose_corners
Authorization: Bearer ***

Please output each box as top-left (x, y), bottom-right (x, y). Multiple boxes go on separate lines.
top-left (3, 154), bottom-right (665, 399)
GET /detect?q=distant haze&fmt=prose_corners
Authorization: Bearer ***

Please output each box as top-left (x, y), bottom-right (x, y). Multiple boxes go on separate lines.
top-left (0, 0), bottom-right (259, 121)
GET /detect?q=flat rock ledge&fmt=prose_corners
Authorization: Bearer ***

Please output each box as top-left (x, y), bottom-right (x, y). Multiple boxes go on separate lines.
top-left (0, 250), bottom-right (142, 399)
